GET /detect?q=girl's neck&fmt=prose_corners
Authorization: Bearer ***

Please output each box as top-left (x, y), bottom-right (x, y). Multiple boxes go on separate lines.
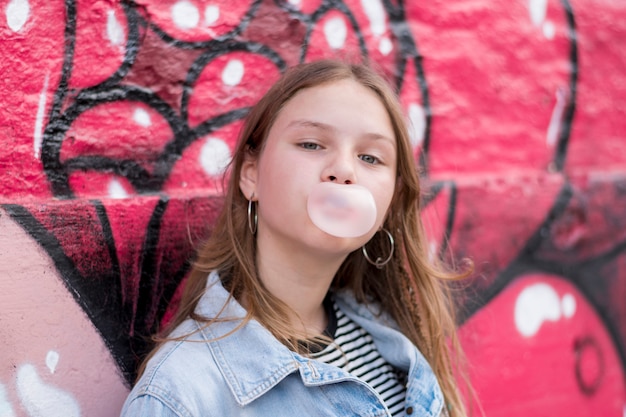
top-left (255, 242), bottom-right (346, 336)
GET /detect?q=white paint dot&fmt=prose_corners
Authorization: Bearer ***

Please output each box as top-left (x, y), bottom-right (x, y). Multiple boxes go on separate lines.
top-left (17, 364), bottom-right (81, 417)
top-left (546, 87), bottom-right (566, 147)
top-left (172, 0), bottom-right (200, 30)
top-left (360, 0), bottom-right (385, 36)
top-left (529, 0), bottom-right (548, 26)
top-left (428, 240), bottom-right (438, 262)
top-left (379, 37), bottom-right (393, 56)
top-left (106, 9), bottom-right (125, 46)
top-left (33, 73), bottom-right (49, 159)
top-left (561, 293), bottom-right (576, 318)
top-left (6, 0), bottom-right (29, 32)
top-left (288, 0), bottom-right (301, 7)
top-left (108, 179), bottom-right (129, 199)
top-left (222, 59), bottom-right (244, 87)
top-left (514, 283), bottom-right (561, 337)
top-left (408, 103), bottom-right (426, 147)
top-left (204, 5), bottom-right (219, 26)
top-left (200, 137), bottom-right (231, 176)
top-left (133, 108), bottom-right (152, 127)
top-left (543, 20), bottom-right (555, 39)
top-left (324, 17), bottom-right (347, 50)
top-left (45, 351), bottom-right (59, 374)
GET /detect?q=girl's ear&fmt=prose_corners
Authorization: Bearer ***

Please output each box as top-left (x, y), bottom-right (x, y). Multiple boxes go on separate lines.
top-left (239, 152), bottom-right (258, 200)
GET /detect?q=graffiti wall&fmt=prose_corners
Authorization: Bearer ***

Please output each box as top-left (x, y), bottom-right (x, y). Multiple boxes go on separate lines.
top-left (1, 0), bottom-right (625, 415)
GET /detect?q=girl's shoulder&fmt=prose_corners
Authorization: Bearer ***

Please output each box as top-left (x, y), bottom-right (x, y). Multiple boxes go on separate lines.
top-left (124, 320), bottom-right (232, 416)
top-left (137, 320), bottom-right (220, 389)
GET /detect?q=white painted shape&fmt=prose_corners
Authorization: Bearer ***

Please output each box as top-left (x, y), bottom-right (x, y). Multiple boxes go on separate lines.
top-left (379, 37), bottom-right (392, 56)
top-left (16, 364), bottom-right (81, 417)
top-left (427, 240), bottom-right (437, 262)
top-left (288, 0), bottom-right (301, 6)
top-left (561, 293), bottom-right (576, 318)
top-left (543, 20), bottom-right (555, 39)
top-left (529, 0), bottom-right (548, 26)
top-left (6, 0), bottom-right (29, 32)
top-left (204, 5), bottom-right (219, 26)
top-left (514, 282), bottom-right (562, 337)
top-left (360, 0), bottom-right (385, 36)
top-left (45, 351), bottom-right (59, 374)
top-left (546, 87), bottom-right (566, 147)
top-left (132, 107), bottom-right (152, 127)
top-left (200, 137), bottom-right (231, 176)
top-left (408, 103), bottom-right (426, 147)
top-left (108, 179), bottom-right (129, 199)
top-left (0, 383), bottom-right (16, 417)
top-left (222, 59), bottom-right (244, 87)
top-left (106, 9), bottom-right (124, 46)
top-left (33, 73), bottom-right (49, 159)
top-left (172, 0), bottom-right (200, 30)
top-left (324, 17), bottom-right (347, 49)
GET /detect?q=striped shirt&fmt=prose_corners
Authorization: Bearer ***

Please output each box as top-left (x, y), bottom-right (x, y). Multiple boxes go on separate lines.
top-left (311, 299), bottom-right (408, 416)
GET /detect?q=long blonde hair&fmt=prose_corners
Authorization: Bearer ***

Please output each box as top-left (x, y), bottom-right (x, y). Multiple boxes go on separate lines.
top-left (148, 59), bottom-right (472, 417)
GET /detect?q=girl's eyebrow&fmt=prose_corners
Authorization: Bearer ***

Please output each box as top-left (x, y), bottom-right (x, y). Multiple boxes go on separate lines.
top-left (286, 119), bottom-right (334, 132)
top-left (287, 119), bottom-right (395, 146)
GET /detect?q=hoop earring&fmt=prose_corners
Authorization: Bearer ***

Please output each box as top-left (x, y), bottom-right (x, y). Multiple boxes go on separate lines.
top-left (362, 228), bottom-right (394, 269)
top-left (247, 194), bottom-right (257, 235)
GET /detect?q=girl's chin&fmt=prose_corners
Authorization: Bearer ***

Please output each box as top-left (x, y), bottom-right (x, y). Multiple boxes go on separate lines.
top-left (307, 229), bottom-right (370, 254)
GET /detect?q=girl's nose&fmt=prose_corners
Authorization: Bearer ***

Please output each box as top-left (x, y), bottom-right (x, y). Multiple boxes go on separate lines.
top-left (327, 175), bottom-right (353, 184)
top-left (322, 153), bottom-right (357, 184)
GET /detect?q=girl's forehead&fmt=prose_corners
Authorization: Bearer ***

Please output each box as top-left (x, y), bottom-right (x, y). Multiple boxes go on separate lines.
top-left (273, 80), bottom-right (393, 129)
top-left (291, 78), bottom-right (376, 102)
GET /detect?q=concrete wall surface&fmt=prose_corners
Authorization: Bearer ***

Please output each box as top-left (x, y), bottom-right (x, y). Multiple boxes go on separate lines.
top-left (1, 0), bottom-right (625, 415)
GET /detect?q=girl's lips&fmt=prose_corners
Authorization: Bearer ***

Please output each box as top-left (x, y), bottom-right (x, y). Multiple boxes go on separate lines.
top-left (307, 182), bottom-right (377, 238)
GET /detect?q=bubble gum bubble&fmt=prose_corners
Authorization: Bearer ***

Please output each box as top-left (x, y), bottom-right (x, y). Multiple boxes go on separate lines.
top-left (307, 182), bottom-right (377, 238)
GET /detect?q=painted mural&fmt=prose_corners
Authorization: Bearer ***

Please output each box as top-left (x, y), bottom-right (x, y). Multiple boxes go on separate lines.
top-left (1, 0), bottom-right (625, 416)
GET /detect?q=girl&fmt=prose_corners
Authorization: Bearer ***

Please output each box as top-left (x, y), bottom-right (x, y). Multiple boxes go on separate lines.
top-left (121, 59), bottom-right (471, 417)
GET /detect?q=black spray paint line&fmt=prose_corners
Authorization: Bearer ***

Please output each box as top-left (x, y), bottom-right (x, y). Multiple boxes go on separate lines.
top-left (2, 203), bottom-right (135, 386)
top-left (181, 40), bottom-right (288, 123)
top-left (553, 0), bottom-right (578, 172)
top-left (379, 0), bottom-right (431, 175)
top-left (135, 197), bottom-right (169, 333)
top-left (138, 0), bottom-right (263, 49)
top-left (79, 1), bottom-right (142, 93)
top-left (42, 86), bottom-right (186, 197)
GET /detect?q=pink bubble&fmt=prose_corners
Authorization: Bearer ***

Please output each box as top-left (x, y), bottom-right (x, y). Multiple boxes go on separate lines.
top-left (307, 183), bottom-right (377, 238)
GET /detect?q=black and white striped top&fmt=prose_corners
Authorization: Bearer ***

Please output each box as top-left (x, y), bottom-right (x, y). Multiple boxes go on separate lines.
top-left (310, 298), bottom-right (408, 416)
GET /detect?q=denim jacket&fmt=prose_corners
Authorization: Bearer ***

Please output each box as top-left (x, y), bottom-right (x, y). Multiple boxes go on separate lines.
top-left (121, 271), bottom-right (445, 417)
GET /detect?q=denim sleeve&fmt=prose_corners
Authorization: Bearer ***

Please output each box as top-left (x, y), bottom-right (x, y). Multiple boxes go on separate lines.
top-left (121, 392), bottom-right (191, 417)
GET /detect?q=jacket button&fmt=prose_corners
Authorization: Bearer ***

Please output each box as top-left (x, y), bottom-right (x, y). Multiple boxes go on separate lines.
top-left (406, 406), bottom-right (414, 415)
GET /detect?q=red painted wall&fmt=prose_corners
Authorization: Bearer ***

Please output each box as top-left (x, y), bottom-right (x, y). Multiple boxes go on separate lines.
top-left (1, 0), bottom-right (625, 415)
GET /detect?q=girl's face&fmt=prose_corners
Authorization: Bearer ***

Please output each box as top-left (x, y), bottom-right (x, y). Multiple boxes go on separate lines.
top-left (240, 78), bottom-right (397, 258)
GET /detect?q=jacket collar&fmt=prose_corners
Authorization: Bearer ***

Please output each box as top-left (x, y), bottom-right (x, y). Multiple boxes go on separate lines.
top-left (194, 271), bottom-right (443, 417)
top-left (194, 271), bottom-right (301, 406)
top-left (334, 289), bottom-right (445, 417)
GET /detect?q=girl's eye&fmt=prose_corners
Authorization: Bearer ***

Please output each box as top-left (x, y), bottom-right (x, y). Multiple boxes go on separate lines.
top-left (300, 142), bottom-right (321, 150)
top-left (359, 154), bottom-right (379, 165)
